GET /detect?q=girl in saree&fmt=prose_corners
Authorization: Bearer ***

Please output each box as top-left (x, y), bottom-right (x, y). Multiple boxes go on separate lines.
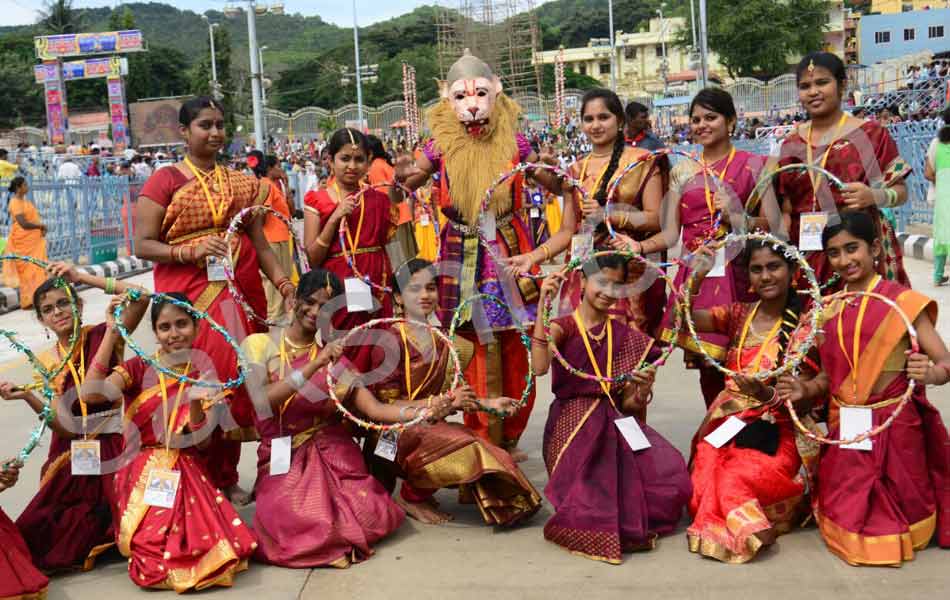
top-left (507, 88), bottom-right (666, 335)
top-left (4, 176), bottom-right (48, 310)
top-left (135, 96), bottom-right (295, 503)
top-left (0, 460), bottom-right (49, 600)
top-left (303, 128), bottom-right (401, 371)
top-left (0, 263), bottom-right (148, 573)
top-left (244, 268), bottom-right (473, 567)
top-left (369, 258), bottom-right (541, 526)
top-left (683, 241), bottom-right (823, 563)
top-left (782, 211), bottom-right (950, 567)
top-left (82, 293), bottom-right (257, 591)
top-left (637, 88), bottom-right (769, 407)
top-left (777, 52), bottom-right (911, 288)
top-left (531, 254), bottom-right (691, 564)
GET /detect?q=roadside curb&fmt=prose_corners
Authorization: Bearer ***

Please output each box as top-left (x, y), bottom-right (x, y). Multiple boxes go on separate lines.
top-left (898, 232), bottom-right (935, 263)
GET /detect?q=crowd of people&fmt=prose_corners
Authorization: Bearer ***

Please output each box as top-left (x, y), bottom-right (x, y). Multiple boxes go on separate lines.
top-left (1, 49), bottom-right (950, 597)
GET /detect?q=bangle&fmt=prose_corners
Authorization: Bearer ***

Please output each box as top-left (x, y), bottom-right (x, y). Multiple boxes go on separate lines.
top-left (885, 187), bottom-right (898, 208)
top-left (539, 244), bottom-right (551, 262)
top-left (278, 280), bottom-right (295, 297)
top-left (186, 245), bottom-right (196, 263)
top-left (315, 237), bottom-right (330, 248)
top-left (89, 358), bottom-right (111, 375)
top-left (104, 277), bottom-right (116, 294)
top-left (288, 369), bottom-right (307, 391)
top-left (531, 335), bottom-right (548, 346)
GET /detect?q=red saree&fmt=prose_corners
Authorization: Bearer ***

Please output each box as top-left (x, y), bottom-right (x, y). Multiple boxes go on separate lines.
top-left (140, 166), bottom-right (270, 490)
top-left (371, 325), bottom-right (542, 526)
top-left (112, 357), bottom-right (255, 591)
top-left (0, 507), bottom-right (48, 600)
top-left (243, 334), bottom-right (404, 568)
top-left (16, 323), bottom-right (123, 573)
top-left (815, 278), bottom-right (950, 566)
top-left (304, 187), bottom-right (395, 370)
top-left (687, 303), bottom-right (820, 563)
top-left (777, 120), bottom-right (912, 288)
top-left (543, 316), bottom-right (691, 563)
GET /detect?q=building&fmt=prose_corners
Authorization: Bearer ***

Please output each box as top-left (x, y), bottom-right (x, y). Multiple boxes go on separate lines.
top-left (823, 0), bottom-right (862, 64)
top-left (533, 17), bottom-right (725, 99)
top-left (858, 7), bottom-right (950, 63)
top-left (870, 0), bottom-right (950, 14)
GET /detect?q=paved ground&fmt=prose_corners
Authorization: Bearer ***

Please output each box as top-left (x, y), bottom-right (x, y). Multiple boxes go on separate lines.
top-left (1, 261), bottom-right (949, 600)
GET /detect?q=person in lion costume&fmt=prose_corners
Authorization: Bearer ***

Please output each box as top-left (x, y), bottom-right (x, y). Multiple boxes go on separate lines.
top-left (395, 50), bottom-right (563, 461)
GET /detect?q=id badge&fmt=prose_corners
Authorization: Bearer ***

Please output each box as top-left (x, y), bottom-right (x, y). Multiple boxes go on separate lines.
top-left (344, 277), bottom-right (374, 313)
top-left (206, 256), bottom-right (227, 281)
top-left (799, 212), bottom-right (828, 252)
top-left (374, 430), bottom-right (399, 462)
top-left (614, 417), bottom-right (651, 451)
top-left (708, 247), bottom-right (726, 278)
top-left (704, 416), bottom-right (747, 448)
top-left (70, 440), bottom-right (101, 476)
top-left (420, 213), bottom-right (431, 227)
top-left (143, 468), bottom-right (181, 508)
top-left (840, 406), bottom-right (873, 451)
top-left (270, 436), bottom-right (292, 476)
top-left (571, 234), bottom-right (593, 259)
top-left (530, 206), bottom-right (541, 219)
top-left (481, 212), bottom-right (497, 241)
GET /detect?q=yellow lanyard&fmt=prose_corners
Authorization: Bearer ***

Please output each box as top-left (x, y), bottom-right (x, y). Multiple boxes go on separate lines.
top-left (184, 157), bottom-right (229, 227)
top-left (277, 335), bottom-right (318, 433)
top-left (836, 275), bottom-right (880, 402)
top-left (701, 146), bottom-right (736, 219)
top-left (399, 324), bottom-right (438, 402)
top-left (60, 341), bottom-right (87, 437)
top-left (579, 154), bottom-right (611, 200)
top-left (735, 302), bottom-right (783, 374)
top-left (805, 113), bottom-right (847, 211)
top-left (158, 362), bottom-right (192, 452)
top-left (572, 309), bottom-right (613, 402)
top-left (332, 181), bottom-right (366, 254)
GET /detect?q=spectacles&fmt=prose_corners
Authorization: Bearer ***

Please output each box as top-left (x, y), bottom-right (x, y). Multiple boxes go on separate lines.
top-left (39, 298), bottom-right (72, 316)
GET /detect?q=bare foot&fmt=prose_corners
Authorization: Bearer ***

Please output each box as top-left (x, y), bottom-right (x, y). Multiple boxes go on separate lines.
top-left (395, 494), bottom-right (454, 525)
top-left (507, 446), bottom-right (529, 463)
top-left (225, 483), bottom-right (251, 506)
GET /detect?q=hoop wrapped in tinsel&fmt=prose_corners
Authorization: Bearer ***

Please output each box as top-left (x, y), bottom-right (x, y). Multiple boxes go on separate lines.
top-left (478, 162), bottom-right (588, 278)
top-left (447, 293), bottom-right (533, 416)
top-left (112, 289), bottom-right (248, 389)
top-left (224, 205), bottom-right (310, 327)
top-left (680, 231), bottom-right (823, 381)
top-left (0, 327), bottom-right (57, 462)
top-left (336, 181), bottom-right (418, 293)
top-left (324, 316), bottom-right (463, 432)
top-left (540, 249), bottom-right (680, 383)
top-left (785, 290), bottom-right (918, 446)
top-left (0, 254), bottom-right (81, 390)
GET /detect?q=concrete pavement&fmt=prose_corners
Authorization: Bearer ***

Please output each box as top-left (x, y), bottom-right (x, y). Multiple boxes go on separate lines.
top-left (0, 261), bottom-right (949, 600)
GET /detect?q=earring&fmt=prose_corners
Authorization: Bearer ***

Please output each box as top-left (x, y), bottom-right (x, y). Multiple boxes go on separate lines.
top-left (45, 328), bottom-right (50, 340)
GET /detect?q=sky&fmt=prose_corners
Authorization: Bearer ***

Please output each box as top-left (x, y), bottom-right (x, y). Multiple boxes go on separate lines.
top-left (6, 0), bottom-right (450, 28)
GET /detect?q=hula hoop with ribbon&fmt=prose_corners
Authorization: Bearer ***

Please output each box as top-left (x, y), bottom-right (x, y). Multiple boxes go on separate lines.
top-left (224, 205), bottom-right (310, 327)
top-left (785, 290), bottom-right (918, 446)
top-left (447, 293), bottom-right (533, 416)
top-left (336, 181), bottom-right (417, 293)
top-left (541, 249), bottom-right (680, 384)
top-left (680, 231), bottom-right (823, 381)
top-left (0, 254), bottom-right (81, 390)
top-left (113, 289), bottom-right (248, 389)
top-left (0, 327), bottom-right (57, 462)
top-left (325, 316), bottom-right (464, 433)
top-left (478, 162), bottom-right (589, 279)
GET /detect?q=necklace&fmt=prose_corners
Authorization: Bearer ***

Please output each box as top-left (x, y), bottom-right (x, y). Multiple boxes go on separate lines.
top-left (586, 320), bottom-right (608, 342)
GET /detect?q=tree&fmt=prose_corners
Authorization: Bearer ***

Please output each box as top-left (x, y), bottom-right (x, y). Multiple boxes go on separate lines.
top-left (108, 6), bottom-right (136, 31)
top-left (701, 0), bottom-right (828, 78)
top-left (539, 64), bottom-right (602, 94)
top-left (39, 0), bottom-right (82, 35)
top-left (125, 46), bottom-right (191, 102)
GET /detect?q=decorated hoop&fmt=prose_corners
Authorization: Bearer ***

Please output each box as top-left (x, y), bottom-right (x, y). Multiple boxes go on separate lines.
top-left (604, 148), bottom-right (723, 240)
top-left (785, 290), bottom-right (918, 446)
top-left (0, 328), bottom-right (57, 462)
top-left (447, 293), bottom-right (533, 416)
top-left (325, 316), bottom-right (463, 432)
top-left (224, 205), bottom-right (310, 327)
top-left (336, 181), bottom-right (418, 293)
top-left (680, 231), bottom-right (823, 381)
top-left (113, 289), bottom-right (248, 389)
top-left (479, 162), bottom-right (589, 279)
top-left (541, 249), bottom-right (680, 384)
top-left (0, 255), bottom-right (81, 390)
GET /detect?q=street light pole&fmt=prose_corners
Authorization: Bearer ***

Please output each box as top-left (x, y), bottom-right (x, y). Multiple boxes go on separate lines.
top-left (352, 0), bottom-right (365, 129)
top-left (608, 0), bottom-right (616, 92)
top-left (658, 5), bottom-right (669, 95)
top-left (245, 1), bottom-right (266, 151)
top-left (202, 16), bottom-right (221, 100)
top-left (689, 0), bottom-right (697, 52)
top-left (259, 45), bottom-right (268, 143)
top-left (698, 0), bottom-right (709, 88)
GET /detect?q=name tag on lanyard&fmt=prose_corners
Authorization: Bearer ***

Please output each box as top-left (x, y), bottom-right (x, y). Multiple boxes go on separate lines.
top-left (206, 256), bottom-right (228, 282)
top-left (143, 468), bottom-right (181, 508)
top-left (374, 429), bottom-right (399, 462)
top-left (270, 436), bottom-right (292, 476)
top-left (799, 212), bottom-right (828, 252)
top-left (70, 439), bottom-right (101, 476)
top-left (839, 406), bottom-right (873, 451)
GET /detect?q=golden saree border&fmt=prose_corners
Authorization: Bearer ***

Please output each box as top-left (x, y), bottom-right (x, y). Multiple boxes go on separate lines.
top-left (117, 448), bottom-right (180, 556)
top-left (482, 342), bottom-right (504, 445)
top-left (469, 477), bottom-right (542, 526)
top-left (37, 451), bottom-right (71, 490)
top-left (687, 495), bottom-right (802, 564)
top-left (328, 245), bottom-right (383, 259)
top-left (659, 327), bottom-right (728, 361)
top-left (162, 539), bottom-right (247, 593)
top-left (551, 399), bottom-right (600, 475)
top-left (193, 281), bottom-right (226, 314)
top-left (543, 523), bottom-right (624, 565)
top-left (815, 510), bottom-right (935, 566)
top-left (0, 590), bottom-right (47, 600)
top-left (168, 227), bottom-right (226, 246)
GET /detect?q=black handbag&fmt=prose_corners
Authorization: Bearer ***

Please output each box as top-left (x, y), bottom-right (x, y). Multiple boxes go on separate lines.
top-left (733, 418), bottom-right (780, 456)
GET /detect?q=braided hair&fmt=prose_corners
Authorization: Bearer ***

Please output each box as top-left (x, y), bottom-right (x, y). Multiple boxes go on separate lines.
top-left (580, 88), bottom-right (627, 206)
top-left (745, 240), bottom-right (801, 366)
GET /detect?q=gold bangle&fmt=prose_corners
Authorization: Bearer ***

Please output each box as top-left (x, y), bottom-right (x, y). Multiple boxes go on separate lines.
top-left (539, 244), bottom-right (551, 262)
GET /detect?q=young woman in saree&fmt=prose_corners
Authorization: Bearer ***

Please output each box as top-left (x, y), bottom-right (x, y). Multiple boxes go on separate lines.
top-left (531, 254), bottom-right (691, 564)
top-left (134, 97), bottom-right (296, 503)
top-left (682, 241), bottom-right (823, 563)
top-left (0, 460), bottom-right (49, 599)
top-left (777, 211), bottom-right (950, 566)
top-left (82, 294), bottom-right (257, 591)
top-left (638, 88), bottom-right (769, 408)
top-left (0, 263), bottom-right (149, 573)
top-left (4, 176), bottom-right (48, 310)
top-left (368, 258), bottom-right (541, 526)
top-left (777, 52), bottom-right (912, 288)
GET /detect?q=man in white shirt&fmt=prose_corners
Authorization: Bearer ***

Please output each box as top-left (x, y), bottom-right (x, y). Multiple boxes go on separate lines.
top-left (57, 158), bottom-right (82, 179)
